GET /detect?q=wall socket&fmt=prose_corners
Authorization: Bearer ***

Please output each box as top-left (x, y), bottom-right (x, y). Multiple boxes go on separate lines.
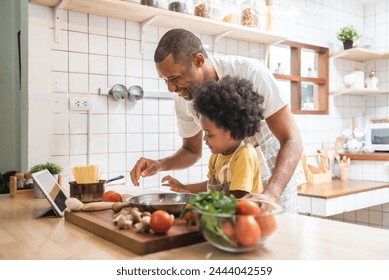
top-left (70, 97), bottom-right (90, 111)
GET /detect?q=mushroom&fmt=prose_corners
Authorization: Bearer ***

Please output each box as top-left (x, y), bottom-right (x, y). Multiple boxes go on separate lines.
top-left (134, 215), bottom-right (151, 232)
top-left (116, 214), bottom-right (133, 229)
top-left (131, 207), bottom-right (142, 223)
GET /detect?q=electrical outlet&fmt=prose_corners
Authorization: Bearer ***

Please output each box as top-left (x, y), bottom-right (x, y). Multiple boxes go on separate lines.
top-left (70, 97), bottom-right (90, 111)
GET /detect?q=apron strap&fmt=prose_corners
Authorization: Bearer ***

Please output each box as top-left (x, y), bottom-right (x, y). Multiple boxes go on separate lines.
top-left (217, 142), bottom-right (244, 184)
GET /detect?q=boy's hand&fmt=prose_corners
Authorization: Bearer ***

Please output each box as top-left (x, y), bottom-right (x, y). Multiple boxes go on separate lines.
top-left (161, 175), bottom-right (190, 193)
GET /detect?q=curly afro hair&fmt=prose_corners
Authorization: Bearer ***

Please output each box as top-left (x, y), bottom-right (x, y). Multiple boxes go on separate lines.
top-left (193, 75), bottom-right (265, 140)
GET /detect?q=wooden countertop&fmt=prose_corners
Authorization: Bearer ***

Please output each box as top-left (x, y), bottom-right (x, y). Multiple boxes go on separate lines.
top-left (1, 194), bottom-right (389, 260)
top-left (298, 179), bottom-right (389, 199)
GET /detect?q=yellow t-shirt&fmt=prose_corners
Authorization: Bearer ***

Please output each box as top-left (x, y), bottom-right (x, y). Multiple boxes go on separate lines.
top-left (207, 143), bottom-right (263, 194)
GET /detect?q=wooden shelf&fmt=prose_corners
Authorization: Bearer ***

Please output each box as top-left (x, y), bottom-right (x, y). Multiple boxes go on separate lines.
top-left (329, 88), bottom-right (389, 97)
top-left (339, 152), bottom-right (389, 161)
top-left (29, 0), bottom-right (287, 46)
top-left (330, 47), bottom-right (389, 62)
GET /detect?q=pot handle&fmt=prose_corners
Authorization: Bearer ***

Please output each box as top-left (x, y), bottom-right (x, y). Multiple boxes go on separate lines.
top-left (107, 175), bottom-right (124, 184)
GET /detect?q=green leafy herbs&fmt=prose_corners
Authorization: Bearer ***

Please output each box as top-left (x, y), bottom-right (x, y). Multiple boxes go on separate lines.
top-left (180, 191), bottom-right (238, 248)
top-left (29, 162), bottom-right (62, 175)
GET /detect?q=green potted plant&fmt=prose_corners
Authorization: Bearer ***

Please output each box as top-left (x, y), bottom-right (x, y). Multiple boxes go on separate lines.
top-left (29, 162), bottom-right (62, 198)
top-left (337, 25), bottom-right (360, 50)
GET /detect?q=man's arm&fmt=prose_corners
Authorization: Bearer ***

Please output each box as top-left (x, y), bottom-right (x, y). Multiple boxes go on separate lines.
top-left (159, 130), bottom-right (203, 171)
top-left (264, 105), bottom-right (303, 201)
top-left (130, 131), bottom-right (203, 185)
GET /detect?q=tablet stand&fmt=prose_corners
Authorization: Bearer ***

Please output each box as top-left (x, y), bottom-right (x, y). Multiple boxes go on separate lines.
top-left (36, 207), bottom-right (61, 218)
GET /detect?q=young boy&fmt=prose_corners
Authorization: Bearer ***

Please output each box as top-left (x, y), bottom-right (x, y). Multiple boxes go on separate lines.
top-left (161, 75), bottom-right (265, 198)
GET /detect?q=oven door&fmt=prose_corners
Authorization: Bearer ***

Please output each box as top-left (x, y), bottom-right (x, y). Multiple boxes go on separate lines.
top-left (366, 123), bottom-right (389, 151)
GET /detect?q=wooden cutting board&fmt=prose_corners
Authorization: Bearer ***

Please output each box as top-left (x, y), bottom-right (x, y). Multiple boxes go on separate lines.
top-left (64, 210), bottom-right (204, 255)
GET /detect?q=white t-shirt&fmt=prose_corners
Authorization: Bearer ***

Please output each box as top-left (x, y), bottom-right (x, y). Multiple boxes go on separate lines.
top-left (174, 55), bottom-right (287, 138)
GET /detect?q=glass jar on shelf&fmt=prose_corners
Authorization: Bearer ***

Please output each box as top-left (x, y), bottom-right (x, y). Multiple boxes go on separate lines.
top-left (240, 0), bottom-right (259, 28)
top-left (194, 0), bottom-right (210, 18)
top-left (140, 0), bottom-right (158, 7)
top-left (209, 0), bottom-right (223, 21)
top-left (221, 0), bottom-right (239, 24)
top-left (168, 0), bottom-right (186, 13)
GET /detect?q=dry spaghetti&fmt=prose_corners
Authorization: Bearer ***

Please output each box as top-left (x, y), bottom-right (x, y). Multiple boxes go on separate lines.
top-left (71, 165), bottom-right (99, 184)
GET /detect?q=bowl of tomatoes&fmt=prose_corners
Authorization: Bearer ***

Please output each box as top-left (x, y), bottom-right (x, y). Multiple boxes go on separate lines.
top-left (181, 191), bottom-right (283, 253)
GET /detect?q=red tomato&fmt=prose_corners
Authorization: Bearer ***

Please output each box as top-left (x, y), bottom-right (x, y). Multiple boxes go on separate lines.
top-left (183, 203), bottom-right (197, 224)
top-left (149, 210), bottom-right (174, 233)
top-left (236, 200), bottom-right (261, 215)
top-left (235, 216), bottom-right (261, 247)
top-left (184, 212), bottom-right (197, 224)
top-left (221, 220), bottom-right (235, 240)
top-left (102, 190), bottom-right (123, 202)
top-left (255, 212), bottom-right (277, 237)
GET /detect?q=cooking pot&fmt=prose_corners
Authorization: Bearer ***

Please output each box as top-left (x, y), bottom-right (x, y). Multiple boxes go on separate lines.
top-left (69, 175), bottom-right (124, 203)
top-left (127, 193), bottom-right (195, 216)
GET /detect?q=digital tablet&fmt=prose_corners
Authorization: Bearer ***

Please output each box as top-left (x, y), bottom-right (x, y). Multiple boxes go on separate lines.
top-left (32, 169), bottom-right (68, 217)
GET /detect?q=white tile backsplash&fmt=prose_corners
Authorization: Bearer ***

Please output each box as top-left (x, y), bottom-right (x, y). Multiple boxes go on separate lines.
top-left (70, 134), bottom-right (87, 155)
top-left (109, 134), bottom-right (126, 153)
top-left (50, 50), bottom-right (68, 72)
top-left (91, 134), bottom-right (108, 153)
top-left (91, 114), bottom-right (108, 134)
top-left (89, 34), bottom-right (108, 55)
top-left (68, 31), bottom-right (88, 53)
top-left (89, 54), bottom-right (107, 75)
top-left (69, 113), bottom-right (88, 134)
top-left (51, 71), bottom-right (68, 93)
top-left (143, 115), bottom-right (159, 133)
top-left (53, 113), bottom-right (69, 134)
top-left (143, 133), bottom-right (159, 151)
top-left (89, 14), bottom-right (107, 36)
top-left (125, 21), bottom-right (140, 40)
top-left (108, 37), bottom-right (125, 57)
top-left (108, 153), bottom-right (126, 172)
top-left (108, 114), bottom-right (126, 133)
top-left (126, 39), bottom-right (142, 59)
top-left (126, 58), bottom-right (143, 78)
top-left (69, 52), bottom-right (88, 73)
top-left (108, 56), bottom-right (125, 76)
top-left (68, 11), bottom-right (88, 32)
top-left (89, 75), bottom-right (107, 94)
top-left (108, 18), bottom-right (125, 38)
top-left (69, 73), bottom-right (89, 93)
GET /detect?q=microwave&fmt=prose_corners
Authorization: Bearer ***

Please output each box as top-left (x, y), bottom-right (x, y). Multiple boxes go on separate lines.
top-left (366, 122), bottom-right (389, 151)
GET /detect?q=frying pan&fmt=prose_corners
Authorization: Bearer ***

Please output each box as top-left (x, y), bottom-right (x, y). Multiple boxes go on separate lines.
top-left (127, 192), bottom-right (195, 216)
top-left (69, 175), bottom-right (124, 203)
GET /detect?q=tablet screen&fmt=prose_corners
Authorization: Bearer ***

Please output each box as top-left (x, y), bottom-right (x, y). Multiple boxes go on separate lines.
top-left (32, 169), bottom-right (68, 216)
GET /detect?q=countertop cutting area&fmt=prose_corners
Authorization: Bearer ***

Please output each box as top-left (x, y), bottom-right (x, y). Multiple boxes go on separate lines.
top-left (1, 193), bottom-right (389, 260)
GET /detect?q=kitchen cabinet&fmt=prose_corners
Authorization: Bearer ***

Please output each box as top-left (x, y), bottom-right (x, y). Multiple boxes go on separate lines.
top-left (29, 0), bottom-right (287, 53)
top-left (298, 179), bottom-right (389, 217)
top-left (330, 47), bottom-right (389, 97)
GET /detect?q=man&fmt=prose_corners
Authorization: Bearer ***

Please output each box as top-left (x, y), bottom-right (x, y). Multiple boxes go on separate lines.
top-left (129, 28), bottom-right (303, 212)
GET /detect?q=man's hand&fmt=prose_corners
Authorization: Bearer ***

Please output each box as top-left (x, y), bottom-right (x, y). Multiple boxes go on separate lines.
top-left (129, 157), bottom-right (161, 186)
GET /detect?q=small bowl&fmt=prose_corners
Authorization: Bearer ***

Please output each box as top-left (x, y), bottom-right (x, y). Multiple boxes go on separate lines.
top-left (195, 200), bottom-right (283, 253)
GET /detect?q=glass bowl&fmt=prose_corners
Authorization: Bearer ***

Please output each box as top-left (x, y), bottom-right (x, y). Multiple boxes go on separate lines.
top-left (195, 199), bottom-right (283, 253)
